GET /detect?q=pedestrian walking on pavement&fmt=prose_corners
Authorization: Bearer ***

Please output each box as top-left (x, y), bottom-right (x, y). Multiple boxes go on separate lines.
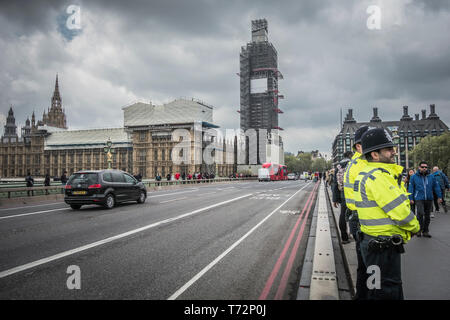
top-left (408, 161), bottom-right (442, 237)
top-left (432, 166), bottom-right (449, 213)
top-left (342, 125), bottom-right (370, 300)
top-left (355, 128), bottom-right (420, 300)
top-left (404, 169), bottom-right (416, 214)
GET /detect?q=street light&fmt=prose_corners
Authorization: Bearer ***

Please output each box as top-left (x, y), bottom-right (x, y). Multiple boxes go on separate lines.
top-left (391, 129), bottom-right (400, 165)
top-left (104, 138), bottom-right (115, 169)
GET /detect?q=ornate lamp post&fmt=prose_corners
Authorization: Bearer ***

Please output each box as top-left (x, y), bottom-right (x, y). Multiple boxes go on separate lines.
top-left (391, 129), bottom-right (400, 165)
top-left (104, 138), bottom-right (115, 169)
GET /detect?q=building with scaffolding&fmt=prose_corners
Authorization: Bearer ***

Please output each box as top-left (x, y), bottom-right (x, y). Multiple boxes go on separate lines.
top-left (238, 19), bottom-right (284, 170)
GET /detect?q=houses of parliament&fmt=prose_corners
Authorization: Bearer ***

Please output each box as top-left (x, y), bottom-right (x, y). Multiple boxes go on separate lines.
top-left (0, 75), bottom-right (236, 179)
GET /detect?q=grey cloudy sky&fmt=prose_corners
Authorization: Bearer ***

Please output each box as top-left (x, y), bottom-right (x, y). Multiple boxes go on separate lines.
top-left (1, 0), bottom-right (449, 157)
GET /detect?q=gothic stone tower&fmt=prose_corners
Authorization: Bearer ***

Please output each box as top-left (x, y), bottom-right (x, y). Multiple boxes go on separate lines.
top-left (239, 19), bottom-right (284, 164)
top-left (45, 74), bottom-right (67, 129)
top-left (3, 106), bottom-right (18, 140)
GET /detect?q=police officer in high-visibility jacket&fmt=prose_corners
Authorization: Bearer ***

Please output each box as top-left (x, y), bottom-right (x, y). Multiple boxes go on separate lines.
top-left (354, 128), bottom-right (420, 300)
top-left (343, 125), bottom-right (370, 300)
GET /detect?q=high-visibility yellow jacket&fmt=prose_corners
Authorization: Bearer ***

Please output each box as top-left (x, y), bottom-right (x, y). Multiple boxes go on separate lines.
top-left (343, 151), bottom-right (368, 211)
top-left (354, 162), bottom-right (420, 243)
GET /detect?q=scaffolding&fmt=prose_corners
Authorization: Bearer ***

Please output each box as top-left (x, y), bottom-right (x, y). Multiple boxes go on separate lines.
top-left (239, 20), bottom-right (283, 133)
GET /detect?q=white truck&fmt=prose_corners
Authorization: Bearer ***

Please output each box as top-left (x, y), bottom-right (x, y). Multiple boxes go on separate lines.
top-left (258, 168), bottom-right (270, 182)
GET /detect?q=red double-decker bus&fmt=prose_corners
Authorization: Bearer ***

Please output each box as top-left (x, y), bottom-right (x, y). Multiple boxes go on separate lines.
top-left (261, 163), bottom-right (288, 181)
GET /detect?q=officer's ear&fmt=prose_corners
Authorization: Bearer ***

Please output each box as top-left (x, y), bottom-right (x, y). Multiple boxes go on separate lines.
top-left (369, 151), bottom-right (379, 162)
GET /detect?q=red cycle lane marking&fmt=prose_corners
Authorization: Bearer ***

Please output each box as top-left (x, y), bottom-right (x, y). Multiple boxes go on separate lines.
top-left (259, 181), bottom-right (319, 300)
top-left (274, 183), bottom-right (318, 299)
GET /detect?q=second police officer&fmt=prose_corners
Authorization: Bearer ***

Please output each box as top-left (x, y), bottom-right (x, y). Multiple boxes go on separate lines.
top-left (342, 125), bottom-right (370, 300)
top-left (354, 128), bottom-right (420, 300)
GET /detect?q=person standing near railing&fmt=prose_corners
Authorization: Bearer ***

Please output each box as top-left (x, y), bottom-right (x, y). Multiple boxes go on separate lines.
top-left (155, 173), bottom-right (161, 186)
top-left (25, 172), bottom-right (34, 196)
top-left (44, 172), bottom-right (50, 195)
top-left (60, 171), bottom-right (68, 185)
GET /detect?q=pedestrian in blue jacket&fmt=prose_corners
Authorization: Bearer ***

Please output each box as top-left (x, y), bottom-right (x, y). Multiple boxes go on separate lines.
top-left (432, 166), bottom-right (449, 213)
top-left (408, 161), bottom-right (442, 238)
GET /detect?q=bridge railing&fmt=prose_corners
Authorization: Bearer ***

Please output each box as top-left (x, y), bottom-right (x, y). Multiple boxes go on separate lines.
top-left (0, 177), bottom-right (257, 199)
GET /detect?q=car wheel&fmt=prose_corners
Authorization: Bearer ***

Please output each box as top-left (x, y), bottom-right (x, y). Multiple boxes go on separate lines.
top-left (137, 191), bottom-right (146, 204)
top-left (70, 204), bottom-right (82, 210)
top-left (104, 194), bottom-right (115, 209)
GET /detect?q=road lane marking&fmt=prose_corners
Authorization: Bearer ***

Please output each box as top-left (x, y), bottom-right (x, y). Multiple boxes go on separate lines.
top-left (274, 182), bottom-right (319, 300)
top-left (0, 208), bottom-right (70, 220)
top-left (199, 192), bottom-right (217, 196)
top-left (167, 182), bottom-right (311, 300)
top-left (147, 189), bottom-right (199, 198)
top-left (259, 182), bottom-right (318, 300)
top-left (0, 202), bottom-right (65, 212)
top-left (159, 197), bottom-right (188, 204)
top-left (0, 193), bottom-right (253, 279)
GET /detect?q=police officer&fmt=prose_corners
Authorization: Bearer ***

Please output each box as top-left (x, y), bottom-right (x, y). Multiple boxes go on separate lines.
top-left (354, 128), bottom-right (420, 300)
top-left (342, 125), bottom-right (370, 300)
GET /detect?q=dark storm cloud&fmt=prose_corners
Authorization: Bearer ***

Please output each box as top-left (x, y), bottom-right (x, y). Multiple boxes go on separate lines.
top-left (1, 0), bottom-right (449, 155)
top-left (82, 0), bottom-right (337, 36)
top-left (411, 0), bottom-right (450, 12)
top-left (0, 0), bottom-right (64, 37)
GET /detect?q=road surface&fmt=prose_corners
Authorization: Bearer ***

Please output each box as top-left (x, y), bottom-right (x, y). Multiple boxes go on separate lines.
top-left (0, 179), bottom-right (319, 300)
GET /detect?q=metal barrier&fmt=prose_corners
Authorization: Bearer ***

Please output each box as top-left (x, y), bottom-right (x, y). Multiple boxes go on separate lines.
top-left (0, 177), bottom-right (256, 199)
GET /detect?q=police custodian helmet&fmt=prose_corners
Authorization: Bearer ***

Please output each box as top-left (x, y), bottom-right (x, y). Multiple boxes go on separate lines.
top-left (361, 128), bottom-right (395, 155)
top-left (353, 125), bottom-right (370, 146)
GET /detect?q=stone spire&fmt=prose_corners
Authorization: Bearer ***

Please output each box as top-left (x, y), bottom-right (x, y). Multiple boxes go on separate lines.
top-left (51, 74), bottom-right (62, 111)
top-left (3, 106), bottom-right (18, 138)
top-left (46, 74), bottom-right (67, 129)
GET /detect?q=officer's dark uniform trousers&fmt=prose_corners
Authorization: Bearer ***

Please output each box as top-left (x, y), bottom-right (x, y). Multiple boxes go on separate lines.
top-left (359, 233), bottom-right (404, 300)
top-left (348, 214), bottom-right (368, 300)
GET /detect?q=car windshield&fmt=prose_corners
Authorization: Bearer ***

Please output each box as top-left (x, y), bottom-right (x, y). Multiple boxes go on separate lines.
top-left (68, 173), bottom-right (98, 186)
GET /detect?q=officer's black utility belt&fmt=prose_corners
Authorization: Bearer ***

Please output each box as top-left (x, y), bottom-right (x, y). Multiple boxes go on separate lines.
top-left (347, 210), bottom-right (358, 221)
top-left (361, 233), bottom-right (405, 254)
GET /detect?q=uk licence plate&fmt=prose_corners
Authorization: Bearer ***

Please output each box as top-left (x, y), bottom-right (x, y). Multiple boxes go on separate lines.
top-left (73, 191), bottom-right (87, 195)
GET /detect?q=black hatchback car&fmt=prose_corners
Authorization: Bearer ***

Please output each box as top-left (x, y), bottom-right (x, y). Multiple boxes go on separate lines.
top-left (64, 169), bottom-right (147, 210)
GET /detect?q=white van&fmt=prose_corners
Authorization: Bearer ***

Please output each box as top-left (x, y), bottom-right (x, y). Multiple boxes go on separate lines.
top-left (258, 168), bottom-right (270, 182)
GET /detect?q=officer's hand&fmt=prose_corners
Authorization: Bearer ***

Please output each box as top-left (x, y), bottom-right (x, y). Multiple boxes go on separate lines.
top-left (410, 200), bottom-right (414, 204)
top-left (333, 202), bottom-right (339, 208)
